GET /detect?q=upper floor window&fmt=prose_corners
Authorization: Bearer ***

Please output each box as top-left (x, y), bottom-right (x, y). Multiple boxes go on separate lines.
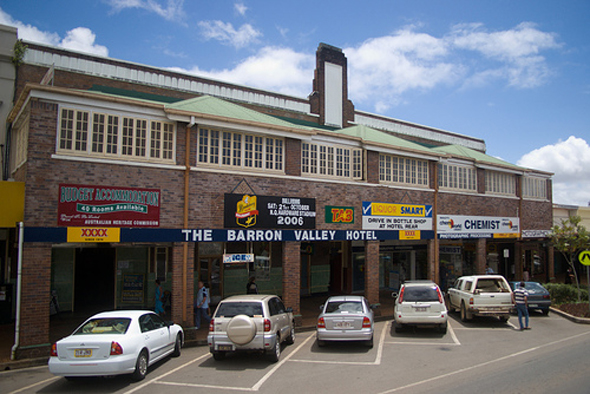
top-left (485, 171), bottom-right (516, 196)
top-left (379, 154), bottom-right (429, 187)
top-left (301, 142), bottom-right (362, 180)
top-left (58, 108), bottom-right (175, 163)
top-left (522, 176), bottom-right (547, 199)
top-left (438, 162), bottom-right (477, 192)
top-left (198, 128), bottom-right (283, 172)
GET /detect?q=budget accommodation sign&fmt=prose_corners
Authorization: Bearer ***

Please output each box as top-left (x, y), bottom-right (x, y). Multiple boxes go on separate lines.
top-left (58, 183), bottom-right (161, 227)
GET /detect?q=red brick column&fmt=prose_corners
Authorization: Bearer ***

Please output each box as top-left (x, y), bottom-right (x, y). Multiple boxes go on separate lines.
top-left (172, 243), bottom-right (194, 328)
top-left (475, 238), bottom-right (487, 274)
top-left (365, 241), bottom-right (379, 305)
top-left (17, 244), bottom-right (52, 359)
top-left (282, 241), bottom-right (301, 325)
top-left (427, 238), bottom-right (439, 284)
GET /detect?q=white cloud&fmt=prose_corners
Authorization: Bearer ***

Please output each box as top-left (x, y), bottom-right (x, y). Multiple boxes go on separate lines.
top-left (107, 0), bottom-right (185, 21)
top-left (0, 9), bottom-right (108, 56)
top-left (234, 2), bottom-right (248, 16)
top-left (167, 46), bottom-right (314, 97)
top-left (517, 136), bottom-right (590, 206)
top-left (198, 21), bottom-right (262, 49)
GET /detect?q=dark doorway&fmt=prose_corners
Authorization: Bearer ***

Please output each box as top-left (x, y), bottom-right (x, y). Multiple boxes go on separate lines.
top-left (75, 248), bottom-right (115, 313)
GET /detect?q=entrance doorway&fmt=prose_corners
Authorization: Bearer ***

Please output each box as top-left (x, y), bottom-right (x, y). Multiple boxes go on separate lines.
top-left (74, 248), bottom-right (115, 313)
top-left (197, 257), bottom-right (222, 306)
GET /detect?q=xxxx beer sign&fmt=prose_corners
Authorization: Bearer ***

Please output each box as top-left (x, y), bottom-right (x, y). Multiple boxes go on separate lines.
top-left (235, 195), bottom-right (259, 228)
top-left (67, 227), bottom-right (120, 243)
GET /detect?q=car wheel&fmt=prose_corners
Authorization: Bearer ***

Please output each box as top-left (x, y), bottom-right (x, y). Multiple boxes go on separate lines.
top-left (172, 333), bottom-right (182, 357)
top-left (268, 335), bottom-right (281, 363)
top-left (394, 322), bottom-right (404, 333)
top-left (131, 350), bottom-right (148, 381)
top-left (460, 302), bottom-right (472, 322)
top-left (365, 336), bottom-right (374, 348)
top-left (64, 376), bottom-right (83, 382)
top-left (499, 315), bottom-right (509, 323)
top-left (286, 325), bottom-right (295, 345)
top-left (212, 351), bottom-right (226, 361)
top-left (542, 309), bottom-right (549, 316)
top-left (439, 323), bottom-right (448, 334)
top-left (317, 338), bottom-right (326, 347)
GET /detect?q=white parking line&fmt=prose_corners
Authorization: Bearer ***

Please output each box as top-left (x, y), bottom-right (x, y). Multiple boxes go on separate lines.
top-left (7, 376), bottom-right (61, 394)
top-left (385, 321), bottom-right (461, 346)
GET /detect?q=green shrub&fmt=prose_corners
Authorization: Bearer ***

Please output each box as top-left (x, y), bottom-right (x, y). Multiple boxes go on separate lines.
top-left (543, 283), bottom-right (589, 304)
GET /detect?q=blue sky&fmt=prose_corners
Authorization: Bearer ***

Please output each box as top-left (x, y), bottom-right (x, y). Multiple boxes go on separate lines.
top-left (1, 0), bottom-right (589, 206)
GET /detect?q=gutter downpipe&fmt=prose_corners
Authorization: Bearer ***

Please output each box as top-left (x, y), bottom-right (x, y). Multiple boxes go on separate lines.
top-left (182, 117), bottom-right (196, 324)
top-left (11, 222), bottom-right (24, 360)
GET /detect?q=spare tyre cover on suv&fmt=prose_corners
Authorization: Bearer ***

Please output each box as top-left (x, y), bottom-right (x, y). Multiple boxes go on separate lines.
top-left (227, 314), bottom-right (257, 345)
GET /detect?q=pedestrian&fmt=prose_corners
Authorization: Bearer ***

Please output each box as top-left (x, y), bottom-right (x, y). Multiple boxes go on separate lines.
top-left (512, 281), bottom-right (530, 330)
top-left (246, 276), bottom-right (259, 294)
top-left (565, 267), bottom-right (573, 284)
top-left (485, 264), bottom-right (494, 274)
top-left (154, 279), bottom-right (165, 316)
top-left (194, 281), bottom-right (211, 329)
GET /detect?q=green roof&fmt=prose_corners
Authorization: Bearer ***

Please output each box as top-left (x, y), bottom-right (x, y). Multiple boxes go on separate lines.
top-left (165, 95), bottom-right (314, 131)
top-left (88, 85), bottom-right (183, 103)
top-left (335, 124), bottom-right (435, 154)
top-left (431, 144), bottom-right (524, 169)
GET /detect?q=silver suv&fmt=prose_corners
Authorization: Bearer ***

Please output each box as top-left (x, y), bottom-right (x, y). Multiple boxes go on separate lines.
top-left (393, 281), bottom-right (448, 334)
top-left (207, 294), bottom-right (295, 362)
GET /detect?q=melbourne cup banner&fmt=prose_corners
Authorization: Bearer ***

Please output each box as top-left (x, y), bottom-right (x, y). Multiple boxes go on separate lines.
top-left (58, 183), bottom-right (161, 227)
top-left (224, 193), bottom-right (316, 229)
top-left (437, 215), bottom-right (520, 239)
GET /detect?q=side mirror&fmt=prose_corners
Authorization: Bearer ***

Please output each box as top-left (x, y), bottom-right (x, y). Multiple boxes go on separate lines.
top-left (319, 304), bottom-right (324, 310)
top-left (286, 307), bottom-right (293, 313)
top-left (370, 304), bottom-right (379, 310)
top-left (391, 292), bottom-right (398, 299)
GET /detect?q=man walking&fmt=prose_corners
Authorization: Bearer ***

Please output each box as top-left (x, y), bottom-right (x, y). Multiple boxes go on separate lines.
top-left (512, 281), bottom-right (530, 330)
top-left (195, 281), bottom-right (211, 329)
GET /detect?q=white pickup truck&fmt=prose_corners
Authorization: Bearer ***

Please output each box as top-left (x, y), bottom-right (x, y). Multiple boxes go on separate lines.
top-left (447, 275), bottom-right (513, 322)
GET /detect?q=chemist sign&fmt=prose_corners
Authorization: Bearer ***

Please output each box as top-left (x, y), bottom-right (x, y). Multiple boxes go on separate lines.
top-left (438, 215), bottom-right (519, 239)
top-left (362, 202), bottom-right (433, 232)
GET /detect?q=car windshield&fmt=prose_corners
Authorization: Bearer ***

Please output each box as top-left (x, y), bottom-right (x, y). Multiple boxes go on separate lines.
top-left (73, 318), bottom-right (131, 335)
top-left (325, 301), bottom-right (363, 314)
top-left (523, 282), bottom-right (546, 294)
top-left (403, 286), bottom-right (439, 302)
top-left (215, 302), bottom-right (263, 317)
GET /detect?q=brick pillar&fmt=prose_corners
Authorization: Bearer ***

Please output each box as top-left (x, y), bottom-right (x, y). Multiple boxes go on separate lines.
top-left (365, 241), bottom-right (379, 306)
top-left (282, 241), bottom-right (301, 326)
top-left (515, 242), bottom-right (523, 281)
top-left (427, 238), bottom-right (439, 284)
top-left (17, 244), bottom-right (51, 359)
top-left (172, 243), bottom-right (194, 328)
top-left (476, 238), bottom-right (487, 274)
top-left (547, 244), bottom-right (555, 282)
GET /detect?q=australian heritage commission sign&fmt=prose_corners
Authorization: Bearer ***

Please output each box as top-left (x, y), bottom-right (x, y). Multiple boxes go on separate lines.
top-left (58, 183), bottom-right (161, 227)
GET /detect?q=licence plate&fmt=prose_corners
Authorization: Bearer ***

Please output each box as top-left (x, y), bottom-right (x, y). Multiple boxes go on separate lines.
top-left (529, 304), bottom-right (538, 307)
top-left (74, 349), bottom-right (92, 358)
top-left (335, 321), bottom-right (351, 329)
top-left (218, 345), bottom-right (233, 351)
top-left (414, 306), bottom-right (428, 312)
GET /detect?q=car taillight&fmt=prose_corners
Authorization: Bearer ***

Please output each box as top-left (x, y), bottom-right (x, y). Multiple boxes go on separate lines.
top-left (543, 295), bottom-right (550, 300)
top-left (110, 341), bottom-right (123, 355)
top-left (398, 287), bottom-right (405, 303)
top-left (469, 297), bottom-right (474, 305)
top-left (264, 319), bottom-right (271, 332)
top-left (317, 317), bottom-right (325, 329)
top-left (209, 319), bottom-right (215, 332)
top-left (362, 317), bottom-right (371, 328)
top-left (50, 343), bottom-right (58, 357)
top-left (436, 287), bottom-right (444, 303)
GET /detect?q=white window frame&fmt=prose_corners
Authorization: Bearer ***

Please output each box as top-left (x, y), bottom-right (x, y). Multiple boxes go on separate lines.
top-left (379, 154), bottom-right (429, 187)
top-left (522, 176), bottom-right (548, 200)
top-left (485, 171), bottom-right (516, 196)
top-left (438, 162), bottom-right (477, 192)
top-left (302, 142), bottom-right (362, 180)
top-left (197, 127), bottom-right (284, 172)
top-left (57, 107), bottom-right (175, 164)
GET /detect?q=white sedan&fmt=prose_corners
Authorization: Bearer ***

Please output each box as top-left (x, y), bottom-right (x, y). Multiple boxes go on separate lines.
top-left (48, 310), bottom-right (183, 381)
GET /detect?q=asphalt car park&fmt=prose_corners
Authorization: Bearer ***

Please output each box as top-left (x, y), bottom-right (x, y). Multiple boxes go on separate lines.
top-left (4, 311), bottom-right (590, 394)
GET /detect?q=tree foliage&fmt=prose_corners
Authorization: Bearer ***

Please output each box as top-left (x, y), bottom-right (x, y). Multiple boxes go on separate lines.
top-left (550, 215), bottom-right (590, 302)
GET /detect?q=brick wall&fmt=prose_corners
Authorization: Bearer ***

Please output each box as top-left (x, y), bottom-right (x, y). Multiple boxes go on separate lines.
top-left (282, 242), bottom-right (301, 325)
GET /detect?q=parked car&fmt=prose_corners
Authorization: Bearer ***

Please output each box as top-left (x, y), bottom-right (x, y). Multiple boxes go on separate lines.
top-left (48, 310), bottom-right (183, 381)
top-left (447, 275), bottom-right (513, 322)
top-left (509, 281), bottom-right (551, 315)
top-left (316, 295), bottom-right (375, 348)
top-left (393, 281), bottom-right (448, 333)
top-left (207, 294), bottom-right (295, 362)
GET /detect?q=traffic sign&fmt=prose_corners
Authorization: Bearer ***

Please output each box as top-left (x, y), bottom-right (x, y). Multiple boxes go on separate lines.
top-left (579, 250), bottom-right (590, 266)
